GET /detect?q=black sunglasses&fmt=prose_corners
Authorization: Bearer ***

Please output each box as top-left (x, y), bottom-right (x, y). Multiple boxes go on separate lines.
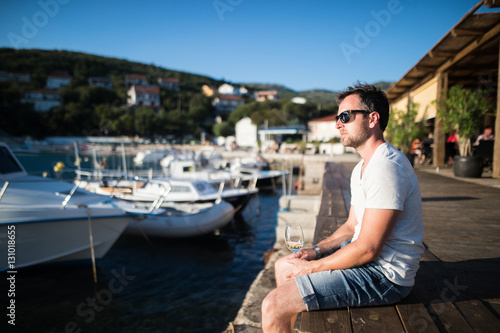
top-left (335, 110), bottom-right (372, 124)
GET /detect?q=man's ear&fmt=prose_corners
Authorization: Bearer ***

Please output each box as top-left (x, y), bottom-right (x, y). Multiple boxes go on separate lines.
top-left (368, 112), bottom-right (380, 129)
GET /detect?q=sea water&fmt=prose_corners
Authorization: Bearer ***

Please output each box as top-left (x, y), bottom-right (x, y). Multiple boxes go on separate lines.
top-left (2, 153), bottom-right (281, 333)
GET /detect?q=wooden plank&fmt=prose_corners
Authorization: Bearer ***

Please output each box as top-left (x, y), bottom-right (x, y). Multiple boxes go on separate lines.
top-left (396, 293), bottom-right (440, 333)
top-left (313, 216), bottom-right (337, 244)
top-left (410, 251), bottom-right (476, 332)
top-left (484, 299), bottom-right (500, 319)
top-left (427, 301), bottom-right (475, 332)
top-left (454, 299), bottom-right (500, 333)
top-left (420, 251), bottom-right (500, 332)
top-left (350, 306), bottom-right (405, 332)
top-left (300, 309), bottom-right (351, 333)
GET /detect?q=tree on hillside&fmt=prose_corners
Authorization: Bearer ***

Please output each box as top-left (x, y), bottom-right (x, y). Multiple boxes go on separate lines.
top-left (213, 121), bottom-right (234, 137)
top-left (135, 106), bottom-right (156, 137)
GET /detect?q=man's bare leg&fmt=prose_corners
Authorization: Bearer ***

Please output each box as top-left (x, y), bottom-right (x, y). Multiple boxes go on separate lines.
top-left (261, 279), bottom-right (307, 333)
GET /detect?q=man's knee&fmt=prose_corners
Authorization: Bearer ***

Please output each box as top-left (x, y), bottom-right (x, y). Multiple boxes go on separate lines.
top-left (275, 255), bottom-right (291, 273)
top-left (261, 291), bottom-right (277, 325)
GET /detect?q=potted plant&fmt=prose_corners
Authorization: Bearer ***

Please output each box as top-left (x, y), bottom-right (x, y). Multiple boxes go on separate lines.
top-left (437, 85), bottom-right (494, 177)
top-left (387, 101), bottom-right (426, 166)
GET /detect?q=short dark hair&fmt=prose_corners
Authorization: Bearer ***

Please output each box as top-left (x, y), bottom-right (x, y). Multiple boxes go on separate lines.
top-left (336, 83), bottom-right (389, 132)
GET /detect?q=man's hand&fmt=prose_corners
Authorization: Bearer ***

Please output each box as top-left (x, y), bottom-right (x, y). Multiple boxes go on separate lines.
top-left (285, 257), bottom-right (315, 279)
top-left (293, 247), bottom-right (317, 261)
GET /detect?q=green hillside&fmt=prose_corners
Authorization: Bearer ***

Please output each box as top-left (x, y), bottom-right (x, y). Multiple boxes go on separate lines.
top-left (0, 48), bottom-right (392, 140)
top-left (0, 48), bottom-right (226, 96)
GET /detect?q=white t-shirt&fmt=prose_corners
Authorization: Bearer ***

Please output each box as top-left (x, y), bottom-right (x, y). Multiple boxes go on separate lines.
top-left (350, 143), bottom-right (424, 286)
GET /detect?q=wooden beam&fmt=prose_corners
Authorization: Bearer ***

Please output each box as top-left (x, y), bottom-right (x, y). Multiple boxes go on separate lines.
top-left (415, 65), bottom-right (440, 72)
top-left (451, 28), bottom-right (484, 37)
top-left (484, 0), bottom-right (500, 8)
top-left (434, 73), bottom-right (448, 168)
top-left (437, 22), bottom-right (500, 74)
top-left (429, 50), bottom-right (456, 58)
top-left (493, 40), bottom-right (500, 179)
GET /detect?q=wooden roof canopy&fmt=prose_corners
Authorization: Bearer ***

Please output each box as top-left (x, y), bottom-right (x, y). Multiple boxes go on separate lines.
top-left (386, 0), bottom-right (500, 103)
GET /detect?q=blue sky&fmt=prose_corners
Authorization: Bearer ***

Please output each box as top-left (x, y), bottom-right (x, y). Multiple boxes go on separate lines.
top-left (0, 0), bottom-right (493, 91)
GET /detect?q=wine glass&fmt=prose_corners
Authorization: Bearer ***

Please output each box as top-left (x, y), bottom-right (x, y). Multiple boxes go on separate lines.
top-left (284, 224), bottom-right (304, 254)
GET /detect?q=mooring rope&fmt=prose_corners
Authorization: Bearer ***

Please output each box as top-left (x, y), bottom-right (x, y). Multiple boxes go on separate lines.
top-left (86, 207), bottom-right (98, 285)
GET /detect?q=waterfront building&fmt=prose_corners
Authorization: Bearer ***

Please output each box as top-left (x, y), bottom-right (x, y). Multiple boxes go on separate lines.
top-left (46, 71), bottom-right (72, 89)
top-left (254, 90), bottom-right (278, 102)
top-left (21, 88), bottom-right (63, 112)
top-left (157, 77), bottom-right (180, 91)
top-left (88, 76), bottom-right (113, 89)
top-left (127, 84), bottom-right (161, 107)
top-left (307, 114), bottom-right (340, 142)
top-left (0, 70), bottom-right (31, 83)
top-left (125, 74), bottom-right (148, 88)
top-left (212, 95), bottom-right (245, 113)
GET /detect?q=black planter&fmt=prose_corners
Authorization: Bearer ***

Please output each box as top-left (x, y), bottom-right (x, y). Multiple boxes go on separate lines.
top-left (453, 156), bottom-right (484, 178)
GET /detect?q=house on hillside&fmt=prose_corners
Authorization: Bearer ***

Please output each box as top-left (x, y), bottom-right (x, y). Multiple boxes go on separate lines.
top-left (125, 74), bottom-right (147, 88)
top-left (212, 95), bottom-right (245, 113)
top-left (218, 83), bottom-right (235, 95)
top-left (202, 84), bottom-right (216, 97)
top-left (0, 70), bottom-right (31, 83)
top-left (88, 76), bottom-right (113, 89)
top-left (218, 83), bottom-right (248, 96)
top-left (127, 85), bottom-right (161, 107)
top-left (21, 88), bottom-right (63, 112)
top-left (255, 90), bottom-right (278, 101)
top-left (46, 71), bottom-right (72, 89)
top-left (157, 77), bottom-right (180, 91)
top-left (307, 114), bottom-right (340, 142)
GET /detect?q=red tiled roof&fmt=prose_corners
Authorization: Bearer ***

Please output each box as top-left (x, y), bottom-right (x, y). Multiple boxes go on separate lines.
top-left (27, 88), bottom-right (61, 95)
top-left (133, 85), bottom-right (160, 94)
top-left (309, 115), bottom-right (336, 123)
top-left (159, 77), bottom-right (179, 83)
top-left (126, 74), bottom-right (147, 80)
top-left (48, 70), bottom-right (71, 79)
top-left (218, 95), bottom-right (245, 101)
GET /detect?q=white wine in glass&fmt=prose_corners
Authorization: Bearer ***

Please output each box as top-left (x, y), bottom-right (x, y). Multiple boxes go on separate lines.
top-left (285, 224), bottom-right (304, 254)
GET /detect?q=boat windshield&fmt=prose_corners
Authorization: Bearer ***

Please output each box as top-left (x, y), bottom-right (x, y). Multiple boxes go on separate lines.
top-left (0, 146), bottom-right (24, 175)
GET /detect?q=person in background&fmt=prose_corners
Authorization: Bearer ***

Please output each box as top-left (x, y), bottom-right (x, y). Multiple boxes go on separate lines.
top-left (474, 126), bottom-right (494, 145)
top-left (474, 126), bottom-right (495, 171)
top-left (445, 131), bottom-right (458, 167)
top-left (411, 138), bottom-right (422, 165)
top-left (261, 83), bottom-right (424, 333)
top-left (419, 132), bottom-right (434, 165)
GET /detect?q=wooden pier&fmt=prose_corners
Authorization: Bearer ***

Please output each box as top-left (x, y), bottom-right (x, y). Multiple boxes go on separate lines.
top-left (299, 162), bottom-right (500, 333)
top-left (227, 159), bottom-right (500, 332)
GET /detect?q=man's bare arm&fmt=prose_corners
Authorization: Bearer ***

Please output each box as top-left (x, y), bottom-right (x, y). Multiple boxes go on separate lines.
top-left (287, 208), bottom-right (399, 277)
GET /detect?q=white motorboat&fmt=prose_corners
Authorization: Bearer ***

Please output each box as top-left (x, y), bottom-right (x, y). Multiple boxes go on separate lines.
top-left (133, 148), bottom-right (172, 165)
top-left (0, 142), bottom-right (132, 271)
top-left (76, 169), bottom-right (258, 214)
top-left (164, 150), bottom-right (288, 191)
top-left (74, 170), bottom-right (237, 237)
top-left (118, 200), bottom-right (235, 238)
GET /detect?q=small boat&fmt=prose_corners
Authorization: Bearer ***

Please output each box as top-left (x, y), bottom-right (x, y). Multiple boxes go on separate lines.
top-left (164, 150), bottom-right (288, 191)
top-left (118, 200), bottom-right (235, 238)
top-left (76, 169), bottom-right (258, 214)
top-left (133, 149), bottom-right (172, 165)
top-left (74, 170), bottom-right (238, 237)
top-left (231, 167), bottom-right (288, 191)
top-left (0, 142), bottom-right (132, 271)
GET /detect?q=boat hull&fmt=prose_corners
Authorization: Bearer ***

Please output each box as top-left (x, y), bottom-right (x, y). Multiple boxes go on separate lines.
top-left (124, 201), bottom-right (235, 238)
top-left (0, 216), bottom-right (130, 271)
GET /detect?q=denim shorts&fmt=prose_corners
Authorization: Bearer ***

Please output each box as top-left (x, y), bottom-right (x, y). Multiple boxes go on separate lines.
top-left (295, 261), bottom-right (412, 311)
